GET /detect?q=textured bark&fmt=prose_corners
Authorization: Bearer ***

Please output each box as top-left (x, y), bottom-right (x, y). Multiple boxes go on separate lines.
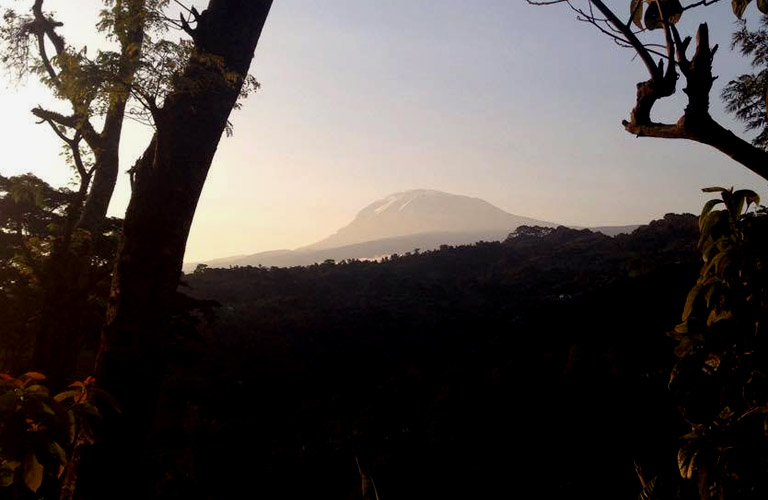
top-left (85, 1), bottom-right (273, 498)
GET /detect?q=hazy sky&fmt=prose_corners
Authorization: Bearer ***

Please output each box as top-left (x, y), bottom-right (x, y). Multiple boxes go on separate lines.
top-left (1, 0), bottom-right (765, 262)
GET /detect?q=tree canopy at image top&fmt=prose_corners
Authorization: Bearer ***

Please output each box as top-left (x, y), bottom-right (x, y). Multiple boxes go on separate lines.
top-left (0, 0), bottom-right (257, 232)
top-left (0, 0), bottom-right (261, 383)
top-left (528, 0), bottom-right (768, 180)
top-left (0, 0), bottom-right (162, 231)
top-left (722, 15), bottom-right (768, 150)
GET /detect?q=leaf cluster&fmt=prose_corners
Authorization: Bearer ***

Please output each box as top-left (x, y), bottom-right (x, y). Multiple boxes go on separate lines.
top-left (0, 175), bottom-right (121, 370)
top-left (629, 0), bottom-right (683, 31)
top-left (0, 174), bottom-right (72, 282)
top-left (0, 373), bottom-right (112, 496)
top-left (733, 0), bottom-right (768, 18)
top-left (723, 16), bottom-right (768, 150)
top-left (663, 187), bottom-right (768, 499)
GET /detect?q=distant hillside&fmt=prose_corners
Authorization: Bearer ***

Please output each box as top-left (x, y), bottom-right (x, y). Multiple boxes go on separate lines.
top-left (184, 190), bottom-right (641, 271)
top-left (304, 189), bottom-right (555, 250)
top-left (588, 224), bottom-right (641, 236)
top-left (190, 230), bottom-right (516, 270)
top-left (179, 213), bottom-right (700, 499)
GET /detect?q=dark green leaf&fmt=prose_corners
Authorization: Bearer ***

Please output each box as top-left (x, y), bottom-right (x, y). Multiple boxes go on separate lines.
top-left (643, 0), bottom-right (683, 30)
top-left (668, 322), bottom-right (688, 339)
top-left (698, 210), bottom-right (729, 247)
top-left (700, 199), bottom-right (723, 222)
top-left (25, 385), bottom-right (49, 397)
top-left (702, 186), bottom-right (728, 193)
top-left (758, 0), bottom-right (768, 13)
top-left (0, 472), bottom-right (13, 488)
top-left (644, 3), bottom-right (661, 30)
top-left (732, 0), bottom-right (752, 17)
top-left (639, 476), bottom-right (658, 500)
top-left (50, 441), bottom-right (68, 468)
top-left (678, 442), bottom-right (698, 480)
top-left (22, 453), bottom-right (43, 492)
top-left (732, 189), bottom-right (760, 215)
top-left (54, 390), bottom-right (79, 403)
top-left (631, 0), bottom-right (644, 29)
top-left (682, 284), bottom-right (703, 321)
top-left (79, 404), bottom-right (102, 419)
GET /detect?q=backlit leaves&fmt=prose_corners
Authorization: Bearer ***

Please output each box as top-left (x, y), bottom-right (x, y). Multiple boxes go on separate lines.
top-left (0, 373), bottom-right (114, 493)
top-left (723, 17), bottom-right (768, 150)
top-left (22, 453), bottom-right (43, 492)
top-left (630, 0), bottom-right (644, 29)
top-left (732, 0), bottom-right (768, 17)
top-left (668, 186), bottom-right (768, 496)
top-left (643, 0), bottom-right (683, 31)
top-left (734, 0), bottom-right (752, 18)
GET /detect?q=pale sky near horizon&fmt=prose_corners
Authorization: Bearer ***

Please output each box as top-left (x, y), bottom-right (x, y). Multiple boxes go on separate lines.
top-left (1, 0), bottom-right (766, 262)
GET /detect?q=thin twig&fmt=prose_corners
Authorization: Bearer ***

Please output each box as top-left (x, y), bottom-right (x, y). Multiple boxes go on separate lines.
top-left (682, 0), bottom-right (723, 11)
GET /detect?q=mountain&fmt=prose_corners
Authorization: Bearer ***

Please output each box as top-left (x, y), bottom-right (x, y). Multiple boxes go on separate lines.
top-left (189, 230), bottom-right (515, 269)
top-left (302, 189), bottom-right (555, 251)
top-left (184, 190), bottom-right (557, 271)
top-left (184, 190), bottom-right (640, 271)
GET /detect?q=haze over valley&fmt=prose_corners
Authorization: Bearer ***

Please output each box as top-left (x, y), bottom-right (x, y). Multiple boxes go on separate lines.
top-left (3, 0), bottom-right (768, 498)
top-left (187, 189), bottom-right (640, 270)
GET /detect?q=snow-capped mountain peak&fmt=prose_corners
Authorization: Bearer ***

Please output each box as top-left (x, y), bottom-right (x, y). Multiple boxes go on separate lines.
top-left (303, 189), bottom-right (554, 251)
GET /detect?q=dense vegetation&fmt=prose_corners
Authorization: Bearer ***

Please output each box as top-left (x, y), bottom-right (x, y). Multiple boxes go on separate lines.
top-left (4, 2), bottom-right (768, 498)
top-left (159, 214), bottom-right (701, 499)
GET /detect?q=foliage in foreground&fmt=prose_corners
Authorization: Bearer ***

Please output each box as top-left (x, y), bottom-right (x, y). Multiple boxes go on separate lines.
top-left (178, 214), bottom-right (699, 499)
top-left (645, 188), bottom-right (768, 499)
top-left (0, 373), bottom-right (113, 500)
top-left (0, 174), bottom-right (120, 373)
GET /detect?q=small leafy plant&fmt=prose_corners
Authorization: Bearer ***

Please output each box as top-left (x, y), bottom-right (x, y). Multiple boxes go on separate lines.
top-left (0, 373), bottom-right (114, 497)
top-left (659, 187), bottom-right (768, 499)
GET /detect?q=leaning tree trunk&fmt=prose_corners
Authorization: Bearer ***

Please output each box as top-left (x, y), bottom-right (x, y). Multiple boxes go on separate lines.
top-left (85, 1), bottom-right (273, 498)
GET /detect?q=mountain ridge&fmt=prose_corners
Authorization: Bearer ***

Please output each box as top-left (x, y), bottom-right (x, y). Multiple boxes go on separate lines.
top-left (185, 190), bottom-right (640, 271)
top-left (302, 189), bottom-right (554, 251)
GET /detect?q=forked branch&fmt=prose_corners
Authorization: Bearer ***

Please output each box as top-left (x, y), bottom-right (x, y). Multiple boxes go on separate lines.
top-left (529, 0), bottom-right (768, 179)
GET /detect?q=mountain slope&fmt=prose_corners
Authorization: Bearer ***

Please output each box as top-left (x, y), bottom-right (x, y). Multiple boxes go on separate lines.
top-left (302, 189), bottom-right (555, 250)
top-left (189, 230), bottom-right (512, 269)
top-left (184, 190), bottom-right (641, 271)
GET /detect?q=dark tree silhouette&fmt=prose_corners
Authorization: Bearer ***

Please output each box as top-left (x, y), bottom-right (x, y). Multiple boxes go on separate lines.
top-left (528, 0), bottom-right (768, 179)
top-left (88, 2), bottom-right (273, 498)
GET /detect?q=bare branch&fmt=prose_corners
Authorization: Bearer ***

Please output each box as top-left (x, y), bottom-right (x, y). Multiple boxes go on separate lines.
top-left (526, 0), bottom-right (570, 4)
top-left (31, 107), bottom-right (101, 148)
top-left (628, 0), bottom-right (643, 29)
top-left (41, 118), bottom-right (75, 145)
top-left (126, 85), bottom-right (161, 123)
top-left (179, 13), bottom-right (196, 38)
top-left (590, 0), bottom-right (660, 79)
top-left (37, 114), bottom-right (90, 179)
top-left (528, 0), bottom-right (768, 178)
top-left (682, 0), bottom-right (723, 11)
top-left (26, 0), bottom-right (66, 86)
top-left (69, 136), bottom-right (89, 180)
top-left (172, 0), bottom-right (195, 15)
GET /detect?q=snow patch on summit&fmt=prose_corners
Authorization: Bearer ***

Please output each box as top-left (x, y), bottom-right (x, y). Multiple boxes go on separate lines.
top-left (372, 190), bottom-right (440, 215)
top-left (373, 195), bottom-right (400, 215)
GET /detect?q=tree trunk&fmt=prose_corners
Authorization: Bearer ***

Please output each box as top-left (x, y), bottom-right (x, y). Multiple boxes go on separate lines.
top-left (85, 1), bottom-right (272, 498)
top-left (30, 0), bottom-right (145, 385)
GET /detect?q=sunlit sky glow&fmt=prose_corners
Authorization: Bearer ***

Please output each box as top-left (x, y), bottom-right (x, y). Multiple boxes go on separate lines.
top-left (1, 0), bottom-right (766, 262)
